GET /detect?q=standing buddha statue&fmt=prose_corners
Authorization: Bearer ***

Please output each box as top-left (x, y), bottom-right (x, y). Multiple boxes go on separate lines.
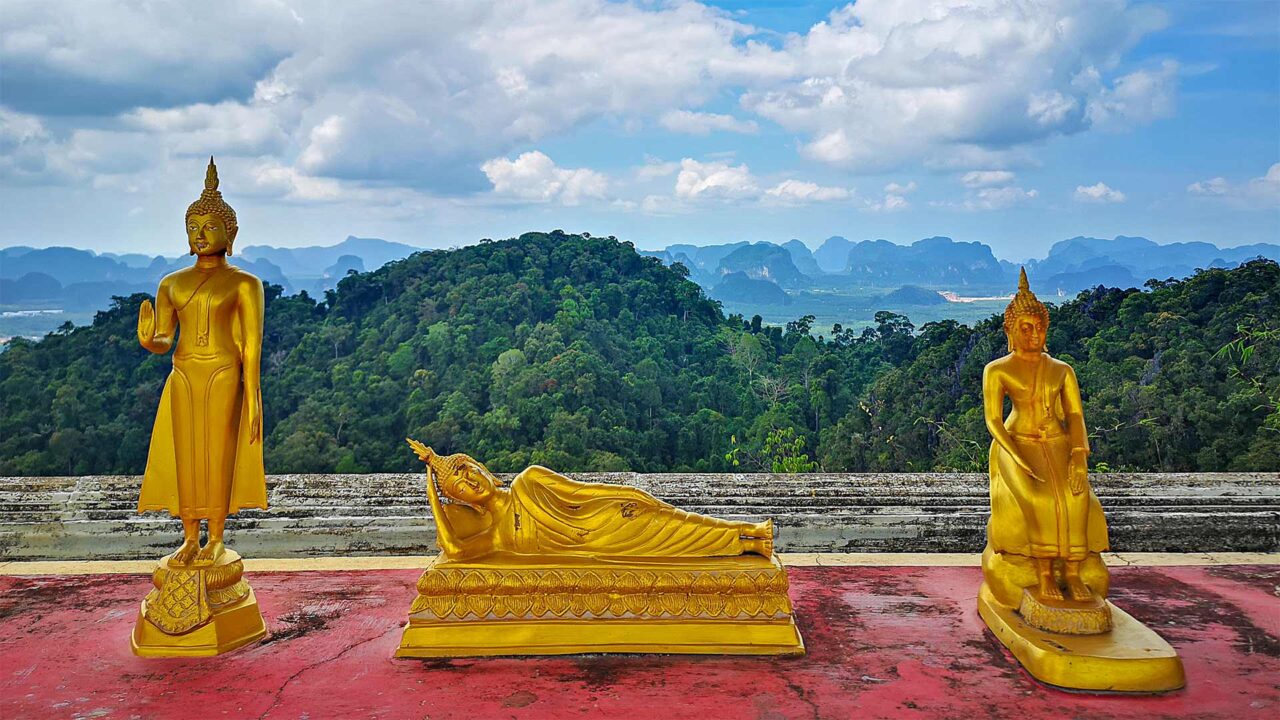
top-left (130, 157), bottom-right (268, 656)
top-left (976, 269), bottom-right (1183, 692)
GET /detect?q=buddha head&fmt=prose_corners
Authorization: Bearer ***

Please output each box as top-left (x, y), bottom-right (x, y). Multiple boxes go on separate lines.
top-left (415, 445), bottom-right (504, 507)
top-left (185, 157), bottom-right (239, 256)
top-left (1004, 268), bottom-right (1049, 354)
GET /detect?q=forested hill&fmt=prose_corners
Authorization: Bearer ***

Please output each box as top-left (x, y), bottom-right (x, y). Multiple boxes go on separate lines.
top-left (1, 232), bottom-right (1277, 476)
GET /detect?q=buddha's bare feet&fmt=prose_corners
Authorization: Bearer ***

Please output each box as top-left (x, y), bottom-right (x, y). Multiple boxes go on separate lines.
top-left (745, 537), bottom-right (772, 556)
top-left (172, 538), bottom-right (200, 566)
top-left (195, 539), bottom-right (225, 564)
top-left (1065, 576), bottom-right (1093, 602)
top-left (1037, 573), bottom-right (1064, 601)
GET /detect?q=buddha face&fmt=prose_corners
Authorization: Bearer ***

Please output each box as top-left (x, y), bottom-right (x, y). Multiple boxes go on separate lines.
top-left (186, 213), bottom-right (235, 256)
top-left (1010, 315), bottom-right (1046, 354)
top-left (445, 461), bottom-right (499, 505)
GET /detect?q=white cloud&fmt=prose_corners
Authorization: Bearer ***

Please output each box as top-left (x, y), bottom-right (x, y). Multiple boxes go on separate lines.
top-left (674, 158), bottom-right (759, 200)
top-left (1074, 182), bottom-right (1126, 203)
top-left (1085, 61), bottom-right (1179, 129)
top-left (125, 102), bottom-right (287, 156)
top-left (481, 151), bottom-right (607, 205)
top-left (635, 158), bottom-right (681, 180)
top-left (1187, 163), bottom-right (1280, 208)
top-left (741, 0), bottom-right (1173, 170)
top-left (659, 110), bottom-right (759, 135)
top-left (0, 0), bottom-right (1183, 205)
top-left (883, 181), bottom-right (917, 195)
top-left (764, 179), bottom-right (850, 202)
top-left (961, 170), bottom-right (1016, 188)
top-left (1187, 177), bottom-right (1229, 196)
top-left (935, 185), bottom-right (1040, 212)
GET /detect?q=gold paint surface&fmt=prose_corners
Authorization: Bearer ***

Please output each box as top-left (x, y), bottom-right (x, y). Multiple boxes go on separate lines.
top-left (980, 584), bottom-right (1185, 692)
top-left (977, 271), bottom-right (1183, 691)
top-left (398, 443), bottom-right (803, 656)
top-left (129, 160), bottom-right (267, 656)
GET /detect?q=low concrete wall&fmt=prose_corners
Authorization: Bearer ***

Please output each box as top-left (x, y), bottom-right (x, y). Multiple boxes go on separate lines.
top-left (2, 472), bottom-right (1277, 560)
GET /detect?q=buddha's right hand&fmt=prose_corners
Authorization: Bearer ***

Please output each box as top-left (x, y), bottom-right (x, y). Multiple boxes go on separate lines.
top-left (137, 299), bottom-right (156, 344)
top-left (1012, 452), bottom-right (1044, 483)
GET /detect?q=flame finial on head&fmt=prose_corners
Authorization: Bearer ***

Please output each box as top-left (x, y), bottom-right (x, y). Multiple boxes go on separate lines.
top-left (205, 155), bottom-right (219, 191)
top-left (185, 156), bottom-right (238, 248)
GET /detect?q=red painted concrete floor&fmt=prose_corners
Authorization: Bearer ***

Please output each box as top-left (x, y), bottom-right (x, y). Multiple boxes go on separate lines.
top-left (1, 565), bottom-right (1277, 719)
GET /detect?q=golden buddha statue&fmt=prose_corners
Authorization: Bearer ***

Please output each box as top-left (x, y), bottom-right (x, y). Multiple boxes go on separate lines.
top-left (977, 269), bottom-right (1183, 692)
top-left (130, 158), bottom-right (268, 656)
top-left (397, 440), bottom-right (803, 657)
top-left (408, 440), bottom-right (772, 561)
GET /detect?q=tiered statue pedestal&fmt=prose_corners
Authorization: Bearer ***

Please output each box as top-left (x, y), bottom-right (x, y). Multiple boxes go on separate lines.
top-left (978, 583), bottom-right (1184, 692)
top-left (396, 552), bottom-right (805, 657)
top-left (131, 549), bottom-right (267, 657)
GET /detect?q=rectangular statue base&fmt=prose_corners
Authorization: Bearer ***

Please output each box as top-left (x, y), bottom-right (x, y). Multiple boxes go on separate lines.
top-left (978, 583), bottom-right (1185, 693)
top-left (131, 588), bottom-right (267, 657)
top-left (396, 553), bottom-right (805, 658)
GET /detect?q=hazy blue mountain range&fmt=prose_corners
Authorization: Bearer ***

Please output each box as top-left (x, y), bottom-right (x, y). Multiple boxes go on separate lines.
top-left (647, 234), bottom-right (1279, 301)
top-left (0, 236), bottom-right (420, 310)
top-left (4, 234), bottom-right (1276, 332)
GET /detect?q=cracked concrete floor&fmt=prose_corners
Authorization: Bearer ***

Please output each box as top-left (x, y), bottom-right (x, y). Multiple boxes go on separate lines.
top-left (1, 564), bottom-right (1277, 719)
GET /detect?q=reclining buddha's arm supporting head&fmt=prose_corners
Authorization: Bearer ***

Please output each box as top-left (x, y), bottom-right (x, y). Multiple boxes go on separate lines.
top-left (406, 439), bottom-right (503, 507)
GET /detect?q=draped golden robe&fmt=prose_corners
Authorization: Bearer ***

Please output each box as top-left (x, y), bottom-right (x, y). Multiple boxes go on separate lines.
top-left (137, 359), bottom-right (266, 518)
top-left (987, 436), bottom-right (1108, 561)
top-left (499, 466), bottom-right (753, 557)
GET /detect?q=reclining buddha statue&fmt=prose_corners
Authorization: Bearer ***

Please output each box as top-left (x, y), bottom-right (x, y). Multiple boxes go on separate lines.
top-left (407, 439), bottom-right (772, 561)
top-left (396, 440), bottom-right (803, 657)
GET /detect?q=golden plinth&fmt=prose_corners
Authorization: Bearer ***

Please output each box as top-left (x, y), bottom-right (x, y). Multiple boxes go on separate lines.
top-left (131, 549), bottom-right (267, 657)
top-left (979, 583), bottom-right (1185, 693)
top-left (396, 552), bottom-right (805, 657)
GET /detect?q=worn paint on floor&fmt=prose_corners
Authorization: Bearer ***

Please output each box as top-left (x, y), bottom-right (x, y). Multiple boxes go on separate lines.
top-left (1, 565), bottom-right (1277, 719)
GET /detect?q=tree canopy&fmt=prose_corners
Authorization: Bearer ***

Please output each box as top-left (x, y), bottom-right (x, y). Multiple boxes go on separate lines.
top-left (2, 232), bottom-right (1276, 475)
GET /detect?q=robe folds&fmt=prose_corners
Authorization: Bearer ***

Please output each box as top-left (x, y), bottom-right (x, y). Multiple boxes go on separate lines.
top-left (987, 437), bottom-right (1108, 561)
top-left (504, 466), bottom-right (749, 557)
top-left (138, 358), bottom-right (266, 518)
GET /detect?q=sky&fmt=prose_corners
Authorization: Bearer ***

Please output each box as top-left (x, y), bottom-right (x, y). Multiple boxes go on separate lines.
top-left (1, 0), bottom-right (1277, 262)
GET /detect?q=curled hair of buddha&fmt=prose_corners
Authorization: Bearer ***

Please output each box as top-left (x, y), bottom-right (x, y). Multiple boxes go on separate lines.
top-left (1004, 267), bottom-right (1049, 352)
top-left (185, 156), bottom-right (239, 252)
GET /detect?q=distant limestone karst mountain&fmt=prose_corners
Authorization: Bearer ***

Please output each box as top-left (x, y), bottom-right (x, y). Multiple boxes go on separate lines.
top-left (647, 235), bottom-right (1280, 302)
top-left (0, 236), bottom-right (427, 309)
top-left (710, 271), bottom-right (793, 306)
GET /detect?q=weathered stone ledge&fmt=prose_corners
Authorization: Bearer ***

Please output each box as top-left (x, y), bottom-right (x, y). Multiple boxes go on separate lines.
top-left (2, 472), bottom-right (1276, 560)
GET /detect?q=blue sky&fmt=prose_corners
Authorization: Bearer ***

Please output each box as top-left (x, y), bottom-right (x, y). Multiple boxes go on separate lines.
top-left (1, 0), bottom-right (1276, 261)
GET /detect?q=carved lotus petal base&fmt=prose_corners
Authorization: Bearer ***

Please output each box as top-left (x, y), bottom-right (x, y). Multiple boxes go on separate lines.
top-left (397, 552), bottom-right (805, 657)
top-left (131, 550), bottom-right (266, 657)
top-left (978, 583), bottom-right (1184, 693)
top-left (1018, 588), bottom-right (1112, 635)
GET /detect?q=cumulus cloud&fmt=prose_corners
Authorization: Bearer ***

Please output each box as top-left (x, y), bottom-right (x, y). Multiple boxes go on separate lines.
top-left (764, 179), bottom-right (851, 202)
top-left (1074, 182), bottom-right (1126, 203)
top-left (660, 110), bottom-right (759, 135)
top-left (671, 158), bottom-right (850, 206)
top-left (1187, 163), bottom-right (1280, 207)
top-left (481, 151), bottom-right (607, 205)
top-left (741, 0), bottom-right (1173, 170)
top-left (1, 0), bottom-right (1181, 204)
top-left (962, 170), bottom-right (1016, 188)
top-left (674, 158), bottom-right (759, 200)
top-left (855, 180), bottom-right (917, 213)
top-left (935, 185), bottom-right (1039, 212)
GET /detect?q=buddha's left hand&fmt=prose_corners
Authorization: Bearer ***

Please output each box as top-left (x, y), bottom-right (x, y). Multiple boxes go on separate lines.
top-left (248, 392), bottom-right (263, 444)
top-left (1068, 449), bottom-right (1087, 495)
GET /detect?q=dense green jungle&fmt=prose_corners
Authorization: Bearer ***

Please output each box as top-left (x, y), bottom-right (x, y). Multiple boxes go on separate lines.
top-left (2, 231), bottom-right (1277, 476)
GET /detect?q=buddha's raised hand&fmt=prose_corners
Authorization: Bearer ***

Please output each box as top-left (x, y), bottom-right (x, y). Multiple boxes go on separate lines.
top-left (137, 298), bottom-right (156, 343)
